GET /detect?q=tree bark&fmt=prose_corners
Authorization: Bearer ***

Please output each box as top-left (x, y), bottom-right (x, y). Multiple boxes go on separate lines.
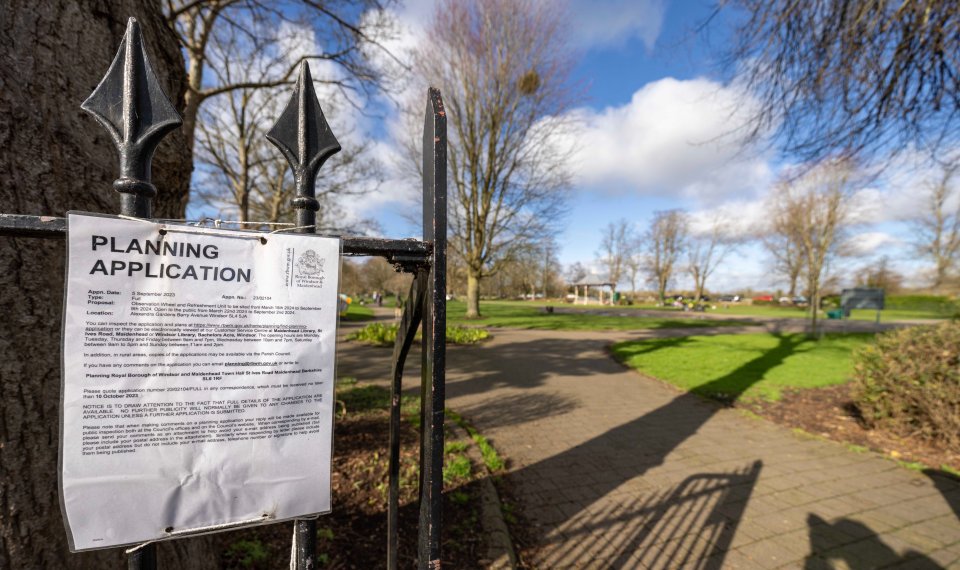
top-left (0, 2), bottom-right (213, 568)
top-left (465, 272), bottom-right (481, 318)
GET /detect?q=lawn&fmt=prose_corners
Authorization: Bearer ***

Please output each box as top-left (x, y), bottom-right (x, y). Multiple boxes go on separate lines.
top-left (447, 300), bottom-right (743, 331)
top-left (610, 332), bottom-right (877, 401)
top-left (686, 304), bottom-right (948, 322)
top-left (847, 308), bottom-right (949, 322)
top-left (341, 302), bottom-right (375, 321)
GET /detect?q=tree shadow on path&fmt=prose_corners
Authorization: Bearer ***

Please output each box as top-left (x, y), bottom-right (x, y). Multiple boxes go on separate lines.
top-left (455, 333), bottom-right (807, 566)
top-left (924, 468), bottom-right (960, 522)
top-left (803, 515), bottom-right (944, 569)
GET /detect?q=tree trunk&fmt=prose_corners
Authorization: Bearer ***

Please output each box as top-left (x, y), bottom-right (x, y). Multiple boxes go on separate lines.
top-left (465, 271), bottom-right (481, 318)
top-left (808, 281), bottom-right (820, 338)
top-left (0, 2), bottom-right (213, 568)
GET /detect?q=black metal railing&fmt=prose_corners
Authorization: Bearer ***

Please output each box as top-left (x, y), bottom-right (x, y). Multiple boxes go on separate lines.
top-left (0, 17), bottom-right (446, 570)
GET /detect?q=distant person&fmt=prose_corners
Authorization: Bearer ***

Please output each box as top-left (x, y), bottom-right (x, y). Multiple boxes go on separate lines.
top-left (377, 291), bottom-right (383, 307)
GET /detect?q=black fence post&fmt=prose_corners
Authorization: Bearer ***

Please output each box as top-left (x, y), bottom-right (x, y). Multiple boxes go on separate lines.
top-left (266, 59), bottom-right (341, 570)
top-left (81, 17), bottom-right (183, 569)
top-left (58, 16), bottom-right (446, 570)
top-left (417, 88), bottom-right (447, 569)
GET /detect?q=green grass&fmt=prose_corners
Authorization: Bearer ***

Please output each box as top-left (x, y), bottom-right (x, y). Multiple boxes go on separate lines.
top-left (443, 454), bottom-right (472, 483)
top-left (336, 382), bottom-right (419, 416)
top-left (346, 322), bottom-right (490, 346)
top-left (706, 305), bottom-right (810, 319)
top-left (611, 332), bottom-right (876, 402)
top-left (847, 308), bottom-right (949, 321)
top-left (448, 300), bottom-right (741, 331)
top-left (682, 304), bottom-right (948, 322)
top-left (446, 410), bottom-right (506, 471)
top-left (341, 303), bottom-right (375, 321)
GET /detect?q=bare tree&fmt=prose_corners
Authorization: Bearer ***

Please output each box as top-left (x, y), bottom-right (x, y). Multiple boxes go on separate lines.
top-left (912, 163), bottom-right (960, 290)
top-left (768, 159), bottom-right (855, 334)
top-left (644, 210), bottom-right (688, 305)
top-left (482, 239), bottom-right (562, 299)
top-left (192, 25), bottom-right (281, 222)
top-left (411, 0), bottom-right (578, 318)
top-left (687, 216), bottom-right (736, 302)
top-left (763, 226), bottom-right (804, 297)
top-left (535, 237), bottom-right (562, 299)
top-left (566, 261), bottom-right (588, 284)
top-left (189, 13), bottom-right (383, 230)
top-left (722, 0), bottom-right (960, 161)
top-left (163, 0), bottom-right (396, 162)
top-left (598, 219), bottom-right (634, 292)
top-left (624, 228), bottom-right (646, 295)
top-left (858, 256), bottom-right (904, 293)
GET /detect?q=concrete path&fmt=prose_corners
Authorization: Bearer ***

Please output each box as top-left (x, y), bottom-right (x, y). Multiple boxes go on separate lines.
top-left (338, 320), bottom-right (960, 568)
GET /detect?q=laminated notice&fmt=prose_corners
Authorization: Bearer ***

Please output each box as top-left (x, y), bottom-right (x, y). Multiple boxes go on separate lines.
top-left (60, 212), bottom-right (340, 551)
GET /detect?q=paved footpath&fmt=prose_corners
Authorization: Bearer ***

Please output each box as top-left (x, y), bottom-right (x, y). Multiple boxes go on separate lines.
top-left (340, 321), bottom-right (960, 568)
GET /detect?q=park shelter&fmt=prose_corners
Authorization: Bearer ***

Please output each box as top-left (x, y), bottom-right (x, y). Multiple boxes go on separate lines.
top-left (568, 276), bottom-right (616, 305)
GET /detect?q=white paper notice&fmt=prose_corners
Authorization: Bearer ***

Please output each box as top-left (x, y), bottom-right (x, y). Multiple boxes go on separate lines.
top-left (60, 212), bottom-right (340, 551)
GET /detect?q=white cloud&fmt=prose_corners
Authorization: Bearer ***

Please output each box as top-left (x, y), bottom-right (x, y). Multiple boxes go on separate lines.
top-left (844, 231), bottom-right (903, 256)
top-left (686, 200), bottom-right (768, 239)
top-left (567, 77), bottom-right (774, 203)
top-left (369, 0), bottom-right (668, 54)
top-left (567, 0), bottom-right (667, 51)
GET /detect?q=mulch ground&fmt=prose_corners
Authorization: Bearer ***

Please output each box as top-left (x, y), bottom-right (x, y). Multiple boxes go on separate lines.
top-left (213, 406), bottom-right (489, 569)
top-left (742, 384), bottom-right (960, 472)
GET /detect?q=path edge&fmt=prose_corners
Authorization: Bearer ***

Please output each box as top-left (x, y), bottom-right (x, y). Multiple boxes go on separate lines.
top-left (451, 422), bottom-right (518, 569)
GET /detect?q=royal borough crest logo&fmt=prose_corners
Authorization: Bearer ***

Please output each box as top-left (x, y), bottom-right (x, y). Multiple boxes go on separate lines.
top-left (291, 249), bottom-right (325, 288)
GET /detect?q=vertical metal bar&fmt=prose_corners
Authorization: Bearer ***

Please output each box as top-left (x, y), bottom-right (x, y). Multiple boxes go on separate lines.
top-left (388, 274), bottom-right (427, 569)
top-left (127, 546), bottom-right (157, 570)
top-left (265, 60), bottom-right (341, 570)
top-left (292, 518), bottom-right (317, 570)
top-left (82, 17), bottom-right (183, 570)
top-left (388, 355), bottom-right (403, 570)
top-left (417, 88), bottom-right (447, 569)
top-left (292, 135), bottom-right (318, 564)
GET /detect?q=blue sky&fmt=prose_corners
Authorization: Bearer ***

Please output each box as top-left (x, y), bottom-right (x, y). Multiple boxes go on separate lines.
top-left (192, 0), bottom-right (939, 293)
top-left (360, 0), bottom-right (806, 292)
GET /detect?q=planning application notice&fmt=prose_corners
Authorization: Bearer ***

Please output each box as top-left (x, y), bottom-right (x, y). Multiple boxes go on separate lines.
top-left (60, 213), bottom-right (340, 551)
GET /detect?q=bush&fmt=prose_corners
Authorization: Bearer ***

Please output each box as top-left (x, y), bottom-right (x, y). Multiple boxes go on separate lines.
top-left (346, 322), bottom-right (398, 346)
top-left (347, 323), bottom-right (489, 346)
top-left (446, 325), bottom-right (489, 344)
top-left (852, 322), bottom-right (960, 451)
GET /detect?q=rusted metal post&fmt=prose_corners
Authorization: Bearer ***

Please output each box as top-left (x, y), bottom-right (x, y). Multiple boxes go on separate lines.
top-left (388, 272), bottom-right (427, 568)
top-left (266, 60), bottom-right (341, 570)
top-left (417, 88), bottom-right (447, 569)
top-left (81, 17), bottom-right (182, 569)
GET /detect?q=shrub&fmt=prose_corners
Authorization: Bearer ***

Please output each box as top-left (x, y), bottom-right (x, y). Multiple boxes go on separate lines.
top-left (446, 325), bottom-right (489, 344)
top-left (346, 322), bottom-right (398, 346)
top-left (852, 322), bottom-right (960, 451)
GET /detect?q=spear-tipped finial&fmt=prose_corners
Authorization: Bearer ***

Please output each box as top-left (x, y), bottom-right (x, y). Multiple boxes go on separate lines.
top-left (82, 17), bottom-right (182, 217)
top-left (266, 61), bottom-right (342, 221)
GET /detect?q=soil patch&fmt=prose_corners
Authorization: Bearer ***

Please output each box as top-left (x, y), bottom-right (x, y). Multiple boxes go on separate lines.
top-left (743, 384), bottom-right (960, 472)
top-left (212, 396), bottom-right (489, 569)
